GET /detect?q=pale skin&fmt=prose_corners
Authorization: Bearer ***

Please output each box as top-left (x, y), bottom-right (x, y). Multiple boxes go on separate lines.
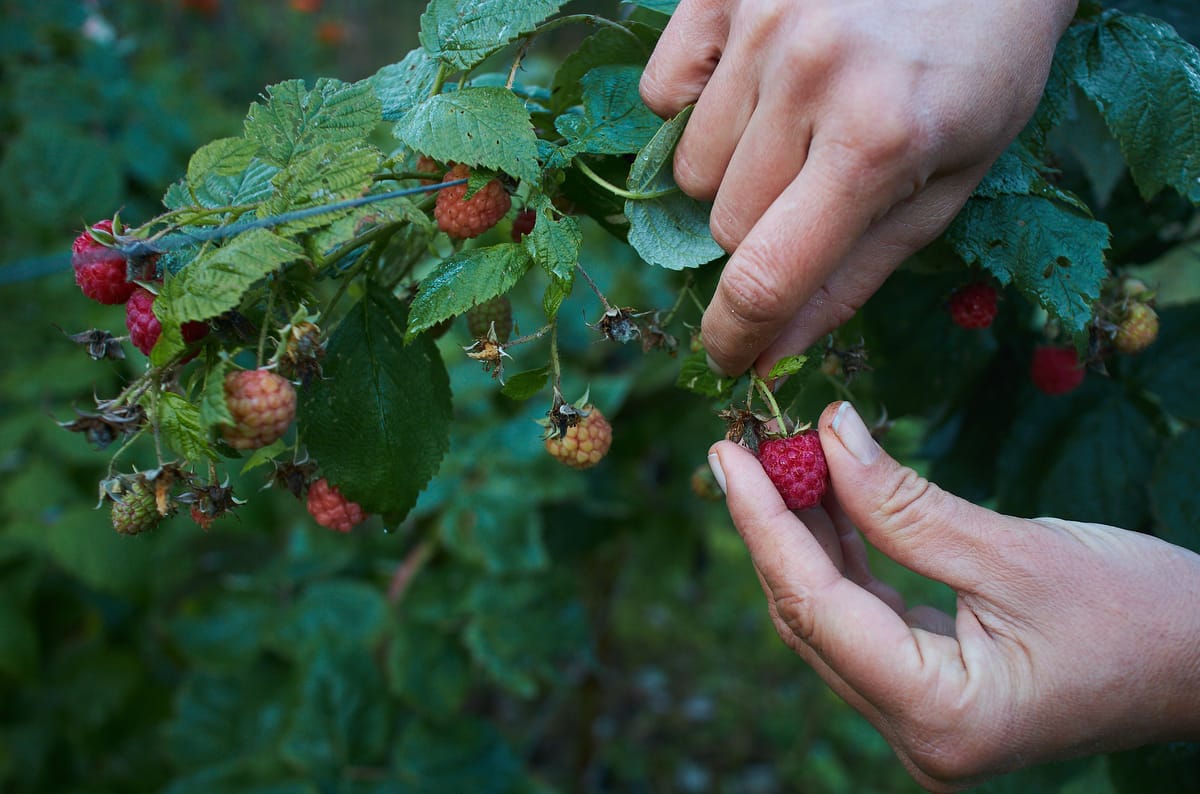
top-left (640, 0), bottom-right (1080, 377)
top-left (707, 401), bottom-right (1200, 791)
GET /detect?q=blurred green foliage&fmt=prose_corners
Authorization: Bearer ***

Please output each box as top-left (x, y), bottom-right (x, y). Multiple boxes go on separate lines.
top-left (1, 2), bottom-right (1198, 793)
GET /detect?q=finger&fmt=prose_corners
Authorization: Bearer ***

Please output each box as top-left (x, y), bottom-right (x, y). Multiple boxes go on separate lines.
top-left (819, 401), bottom-right (1027, 592)
top-left (756, 172), bottom-right (984, 369)
top-left (705, 89), bottom-right (813, 249)
top-left (639, 0), bottom-right (730, 118)
top-left (700, 138), bottom-right (904, 377)
top-left (825, 498), bottom-right (906, 615)
top-left (672, 47), bottom-right (763, 202)
top-left (709, 440), bottom-right (934, 706)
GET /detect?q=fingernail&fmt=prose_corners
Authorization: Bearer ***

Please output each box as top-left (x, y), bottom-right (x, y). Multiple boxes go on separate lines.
top-left (705, 353), bottom-right (729, 378)
top-left (707, 453), bottom-right (728, 495)
top-left (830, 401), bottom-right (880, 466)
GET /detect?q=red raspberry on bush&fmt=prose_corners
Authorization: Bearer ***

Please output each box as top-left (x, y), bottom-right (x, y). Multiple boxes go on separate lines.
top-left (1030, 345), bottom-right (1085, 395)
top-left (73, 220), bottom-right (138, 305)
top-left (434, 164), bottom-right (511, 239)
top-left (466, 295), bottom-right (513, 342)
top-left (758, 429), bottom-right (829, 511)
top-left (307, 478), bottom-right (367, 532)
top-left (125, 287), bottom-right (208, 356)
top-left (1114, 302), bottom-right (1159, 355)
top-left (545, 408), bottom-right (612, 470)
top-left (948, 282), bottom-right (998, 329)
top-left (221, 369), bottom-right (297, 450)
top-left (511, 209), bottom-right (537, 241)
top-left (111, 479), bottom-right (162, 536)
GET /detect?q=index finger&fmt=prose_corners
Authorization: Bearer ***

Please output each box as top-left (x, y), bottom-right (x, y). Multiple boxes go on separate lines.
top-left (700, 140), bottom-right (904, 377)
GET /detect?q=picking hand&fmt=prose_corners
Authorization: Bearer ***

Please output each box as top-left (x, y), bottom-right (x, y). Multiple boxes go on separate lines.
top-left (707, 402), bottom-right (1200, 790)
top-left (641, 0), bottom-right (1078, 376)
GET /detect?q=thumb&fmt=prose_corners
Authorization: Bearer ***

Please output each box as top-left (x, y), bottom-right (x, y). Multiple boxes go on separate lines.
top-left (820, 401), bottom-right (1017, 591)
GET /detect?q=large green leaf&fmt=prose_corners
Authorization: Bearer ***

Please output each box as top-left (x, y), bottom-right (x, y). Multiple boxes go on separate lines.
top-left (394, 87), bottom-right (541, 184)
top-left (419, 0), bottom-right (569, 70)
top-left (1063, 11), bottom-right (1200, 203)
top-left (156, 392), bottom-right (221, 462)
top-left (555, 66), bottom-right (662, 156)
top-left (947, 194), bottom-right (1109, 333)
top-left (625, 107), bottom-right (725, 270)
top-left (387, 621), bottom-right (471, 717)
top-left (551, 27), bottom-right (651, 114)
top-left (1127, 303), bottom-right (1200, 423)
top-left (167, 595), bottom-right (278, 671)
top-left (270, 579), bottom-right (389, 661)
top-left (244, 78), bottom-right (381, 168)
top-left (439, 482), bottom-right (549, 574)
top-left (523, 193), bottom-right (581, 281)
top-left (186, 137), bottom-right (258, 187)
top-left (0, 123), bottom-right (120, 227)
top-left (406, 243), bottom-right (534, 338)
top-left (1149, 428), bottom-right (1200, 553)
top-left (156, 228), bottom-right (304, 327)
top-left (395, 718), bottom-right (523, 793)
top-left (298, 289), bottom-right (452, 517)
top-left (165, 666), bottom-right (293, 769)
top-left (259, 145), bottom-right (381, 235)
top-left (374, 48), bottom-right (440, 121)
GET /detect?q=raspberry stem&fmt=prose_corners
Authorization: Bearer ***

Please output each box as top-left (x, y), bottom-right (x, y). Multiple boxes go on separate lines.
top-left (751, 373), bottom-right (788, 434)
top-left (574, 158), bottom-right (680, 201)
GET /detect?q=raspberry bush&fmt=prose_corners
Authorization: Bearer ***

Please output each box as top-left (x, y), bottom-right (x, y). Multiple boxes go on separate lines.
top-left (3, 1), bottom-right (1200, 792)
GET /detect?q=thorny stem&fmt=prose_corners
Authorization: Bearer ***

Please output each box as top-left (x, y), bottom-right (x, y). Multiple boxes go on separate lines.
top-left (506, 37), bottom-right (533, 89)
top-left (507, 323), bottom-right (554, 347)
top-left (256, 283), bottom-right (276, 368)
top-left (574, 262), bottom-right (613, 311)
top-left (528, 13), bottom-right (650, 54)
top-left (106, 428), bottom-right (148, 478)
top-left (549, 319), bottom-right (562, 392)
top-left (372, 171), bottom-right (444, 183)
top-left (574, 158), bottom-right (678, 201)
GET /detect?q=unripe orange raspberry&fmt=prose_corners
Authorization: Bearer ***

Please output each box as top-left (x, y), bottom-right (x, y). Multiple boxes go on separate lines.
top-left (221, 369), bottom-right (296, 450)
top-left (1114, 302), bottom-right (1159, 355)
top-left (434, 164), bottom-right (511, 239)
top-left (545, 408), bottom-right (612, 470)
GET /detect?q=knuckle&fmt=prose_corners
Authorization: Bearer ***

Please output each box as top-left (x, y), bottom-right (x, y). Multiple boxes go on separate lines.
top-left (673, 147), bottom-right (718, 201)
top-left (874, 467), bottom-right (943, 537)
top-left (707, 202), bottom-right (745, 251)
top-left (717, 255), bottom-right (788, 328)
top-left (772, 589), bottom-right (817, 645)
top-left (638, 69), bottom-right (674, 117)
top-left (807, 285), bottom-right (859, 329)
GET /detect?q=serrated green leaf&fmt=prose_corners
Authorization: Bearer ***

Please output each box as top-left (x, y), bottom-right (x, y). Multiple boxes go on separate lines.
top-left (407, 244), bottom-right (534, 338)
top-left (463, 575), bottom-right (589, 697)
top-left (165, 667), bottom-right (292, 769)
top-left (551, 27), bottom-right (651, 114)
top-left (186, 137), bottom-right (258, 187)
top-left (523, 194), bottom-right (582, 280)
top-left (158, 392), bottom-right (220, 462)
top-left (259, 145), bottom-right (380, 235)
top-left (626, 107), bottom-right (725, 269)
top-left (166, 160), bottom-right (281, 214)
top-left (1127, 303), bottom-right (1200, 423)
top-left (199, 359), bottom-right (234, 431)
top-left (767, 355), bottom-right (809, 380)
top-left (271, 580), bottom-right (389, 661)
top-left (298, 289), bottom-right (451, 517)
top-left (1149, 428), bottom-right (1200, 553)
top-left (394, 87), bottom-right (541, 184)
top-left (947, 194), bottom-right (1109, 333)
top-left (676, 350), bottom-right (736, 399)
top-left (555, 66), bottom-right (662, 157)
top-left (158, 229), bottom-right (305, 324)
top-left (387, 622), bottom-right (471, 716)
top-left (542, 274), bottom-right (573, 319)
top-left (0, 123), bottom-right (120, 227)
top-left (244, 78), bottom-right (381, 168)
top-left (1063, 11), bottom-right (1200, 203)
top-left (500, 366), bottom-right (550, 400)
top-left (240, 439), bottom-right (289, 473)
top-left (374, 48), bottom-right (440, 121)
top-left (311, 193), bottom-right (436, 259)
top-left (395, 718), bottom-right (523, 793)
top-left (974, 143), bottom-right (1091, 213)
top-left (167, 595), bottom-right (277, 671)
top-left (419, 0), bottom-right (569, 70)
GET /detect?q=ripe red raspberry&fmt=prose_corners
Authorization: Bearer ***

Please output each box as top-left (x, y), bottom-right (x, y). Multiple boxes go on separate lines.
top-left (545, 408), bottom-right (612, 470)
top-left (948, 282), bottom-right (998, 329)
top-left (73, 220), bottom-right (137, 305)
top-left (1030, 345), bottom-right (1085, 395)
top-left (221, 369), bottom-right (297, 450)
top-left (1114, 302), bottom-right (1159, 355)
top-left (511, 209), bottom-right (537, 241)
top-left (125, 286), bottom-right (209, 356)
top-left (307, 478), bottom-right (367, 532)
top-left (111, 479), bottom-right (162, 536)
top-left (434, 164), bottom-right (511, 239)
top-left (758, 430), bottom-right (829, 511)
top-left (466, 295), bottom-right (513, 342)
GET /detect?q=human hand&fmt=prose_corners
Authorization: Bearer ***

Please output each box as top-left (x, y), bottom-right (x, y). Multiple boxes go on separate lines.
top-left (706, 402), bottom-right (1200, 790)
top-left (640, 0), bottom-right (1079, 376)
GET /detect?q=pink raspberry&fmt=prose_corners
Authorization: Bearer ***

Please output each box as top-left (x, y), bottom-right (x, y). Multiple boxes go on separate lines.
top-left (307, 478), bottom-right (367, 532)
top-left (1030, 346), bottom-right (1085, 395)
top-left (125, 286), bottom-right (208, 356)
top-left (758, 430), bottom-right (829, 511)
top-left (221, 369), bottom-right (297, 450)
